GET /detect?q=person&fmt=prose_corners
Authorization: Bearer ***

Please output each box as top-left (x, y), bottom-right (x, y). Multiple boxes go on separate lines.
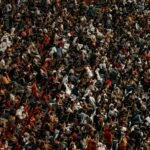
top-left (86, 135), bottom-right (97, 150)
top-left (104, 125), bottom-right (113, 150)
top-left (0, 0), bottom-right (149, 149)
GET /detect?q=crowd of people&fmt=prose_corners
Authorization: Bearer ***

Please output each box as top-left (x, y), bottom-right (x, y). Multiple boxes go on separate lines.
top-left (0, 0), bottom-right (149, 149)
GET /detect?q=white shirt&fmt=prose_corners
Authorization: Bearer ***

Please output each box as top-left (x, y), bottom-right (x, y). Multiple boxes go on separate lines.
top-left (97, 142), bottom-right (106, 150)
top-left (85, 66), bottom-right (93, 78)
top-left (16, 106), bottom-right (26, 119)
top-left (0, 59), bottom-right (5, 68)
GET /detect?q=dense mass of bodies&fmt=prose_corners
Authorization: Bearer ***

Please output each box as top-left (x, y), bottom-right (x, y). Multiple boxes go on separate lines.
top-left (0, 0), bottom-right (149, 149)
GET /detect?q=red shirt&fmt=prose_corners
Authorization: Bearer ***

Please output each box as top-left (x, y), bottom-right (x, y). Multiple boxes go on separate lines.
top-left (15, 143), bottom-right (21, 150)
top-left (118, 143), bottom-right (126, 150)
top-left (114, 61), bottom-right (121, 68)
top-left (32, 82), bottom-right (38, 97)
top-left (86, 138), bottom-right (96, 150)
top-left (5, 99), bottom-right (10, 108)
top-left (106, 80), bottom-right (112, 88)
top-left (104, 129), bottom-right (113, 146)
top-left (84, 0), bottom-right (92, 5)
top-left (44, 34), bottom-right (50, 45)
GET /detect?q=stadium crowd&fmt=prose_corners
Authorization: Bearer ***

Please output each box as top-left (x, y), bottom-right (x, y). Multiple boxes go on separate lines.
top-left (0, 0), bottom-right (149, 149)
